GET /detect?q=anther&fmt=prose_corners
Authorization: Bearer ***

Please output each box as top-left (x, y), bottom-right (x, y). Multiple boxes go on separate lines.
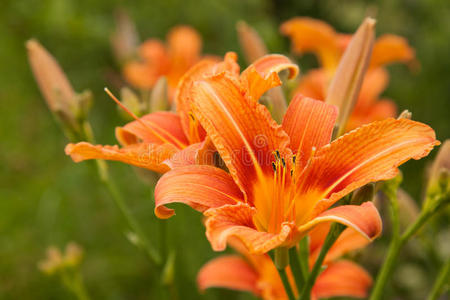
top-left (292, 155), bottom-right (296, 164)
top-left (275, 150), bottom-right (281, 160)
top-left (281, 158), bottom-right (286, 168)
top-left (271, 162), bottom-right (277, 172)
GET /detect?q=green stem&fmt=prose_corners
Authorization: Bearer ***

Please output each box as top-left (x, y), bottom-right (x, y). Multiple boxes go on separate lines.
top-left (427, 259), bottom-right (450, 300)
top-left (370, 200), bottom-right (448, 300)
top-left (299, 236), bottom-right (310, 280)
top-left (100, 172), bottom-right (161, 266)
top-left (71, 271), bottom-right (90, 300)
top-left (269, 251), bottom-right (296, 300)
top-left (299, 223), bottom-right (346, 300)
top-left (60, 270), bottom-right (90, 300)
top-left (80, 121), bottom-right (162, 266)
top-left (288, 246), bottom-right (304, 292)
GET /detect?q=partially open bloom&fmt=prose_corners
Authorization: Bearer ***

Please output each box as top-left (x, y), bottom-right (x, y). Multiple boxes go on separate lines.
top-left (65, 53), bottom-right (298, 174)
top-left (123, 25), bottom-right (204, 99)
top-left (198, 224), bottom-right (373, 299)
top-left (154, 66), bottom-right (438, 253)
top-left (281, 17), bottom-right (416, 131)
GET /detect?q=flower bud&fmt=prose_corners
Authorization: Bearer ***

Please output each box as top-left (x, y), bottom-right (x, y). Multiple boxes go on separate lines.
top-left (110, 9), bottom-right (139, 65)
top-left (37, 246), bottom-right (63, 275)
top-left (351, 183), bottom-right (375, 205)
top-left (119, 87), bottom-right (142, 119)
top-left (326, 18), bottom-right (375, 136)
top-left (26, 40), bottom-right (77, 126)
top-left (149, 77), bottom-right (169, 112)
top-left (424, 140), bottom-right (450, 210)
top-left (64, 242), bottom-right (83, 267)
top-left (236, 21), bottom-right (268, 64)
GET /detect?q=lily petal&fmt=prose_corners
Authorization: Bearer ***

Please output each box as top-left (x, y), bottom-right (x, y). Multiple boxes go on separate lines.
top-left (358, 68), bottom-right (389, 106)
top-left (313, 260), bottom-right (372, 299)
top-left (123, 62), bottom-right (159, 89)
top-left (370, 34), bottom-right (416, 69)
top-left (115, 111), bottom-right (189, 149)
top-left (166, 26), bottom-right (202, 87)
top-left (280, 17), bottom-right (340, 71)
top-left (195, 137), bottom-right (217, 165)
top-left (240, 54), bottom-right (299, 103)
top-left (163, 142), bottom-right (203, 169)
top-left (190, 73), bottom-right (291, 201)
top-left (175, 53), bottom-right (239, 142)
top-left (282, 96), bottom-right (338, 170)
top-left (154, 165), bottom-right (243, 219)
top-left (175, 58), bottom-right (218, 141)
top-left (298, 202), bottom-right (382, 242)
top-left (65, 142), bottom-right (177, 173)
top-left (197, 255), bottom-right (260, 295)
top-left (294, 69), bottom-right (328, 101)
top-left (297, 118), bottom-right (439, 216)
top-left (347, 99), bottom-right (397, 131)
top-left (205, 203), bottom-right (292, 254)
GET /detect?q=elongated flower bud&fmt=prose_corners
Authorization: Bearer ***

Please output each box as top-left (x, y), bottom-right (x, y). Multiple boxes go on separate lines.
top-left (424, 140), bottom-right (450, 209)
top-left (149, 76), bottom-right (169, 112)
top-left (236, 21), bottom-right (288, 123)
top-left (236, 21), bottom-right (268, 64)
top-left (110, 9), bottom-right (139, 64)
top-left (326, 18), bottom-right (375, 136)
top-left (26, 39), bottom-right (76, 120)
top-left (119, 87), bottom-right (142, 119)
top-left (351, 183), bottom-right (375, 205)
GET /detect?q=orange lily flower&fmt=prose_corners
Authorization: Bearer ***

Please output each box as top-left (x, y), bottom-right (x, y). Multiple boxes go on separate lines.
top-left (123, 25), bottom-right (204, 99)
top-left (280, 17), bottom-right (416, 131)
top-left (65, 53), bottom-right (298, 174)
top-left (154, 68), bottom-right (438, 254)
top-left (198, 224), bottom-right (374, 299)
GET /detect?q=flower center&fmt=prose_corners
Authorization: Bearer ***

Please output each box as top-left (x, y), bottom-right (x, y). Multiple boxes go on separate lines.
top-left (266, 151), bottom-right (297, 233)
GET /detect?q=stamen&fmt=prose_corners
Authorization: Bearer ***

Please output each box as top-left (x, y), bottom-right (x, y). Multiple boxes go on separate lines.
top-left (275, 150), bottom-right (281, 160)
top-left (105, 87), bottom-right (187, 149)
top-left (272, 162), bottom-right (277, 172)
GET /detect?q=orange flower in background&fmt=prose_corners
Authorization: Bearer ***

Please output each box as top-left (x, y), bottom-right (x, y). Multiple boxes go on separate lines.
top-left (123, 25), bottom-right (203, 99)
top-left (198, 224), bottom-right (373, 300)
top-left (154, 63), bottom-right (438, 254)
top-left (280, 17), bottom-right (416, 131)
top-left (65, 53), bottom-right (298, 174)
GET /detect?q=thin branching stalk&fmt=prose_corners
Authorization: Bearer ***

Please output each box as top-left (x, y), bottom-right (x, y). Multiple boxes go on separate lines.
top-left (269, 251), bottom-right (296, 300)
top-left (427, 259), bottom-right (450, 300)
top-left (299, 223), bottom-right (346, 300)
top-left (81, 121), bottom-right (162, 266)
top-left (370, 190), bottom-right (450, 300)
top-left (298, 236), bottom-right (310, 279)
top-left (288, 246), bottom-right (304, 292)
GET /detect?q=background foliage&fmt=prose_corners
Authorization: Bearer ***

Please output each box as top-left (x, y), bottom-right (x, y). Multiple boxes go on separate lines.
top-left (0, 0), bottom-right (448, 299)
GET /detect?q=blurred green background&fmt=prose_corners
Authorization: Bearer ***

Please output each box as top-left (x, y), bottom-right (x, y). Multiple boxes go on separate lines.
top-left (0, 0), bottom-right (449, 299)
